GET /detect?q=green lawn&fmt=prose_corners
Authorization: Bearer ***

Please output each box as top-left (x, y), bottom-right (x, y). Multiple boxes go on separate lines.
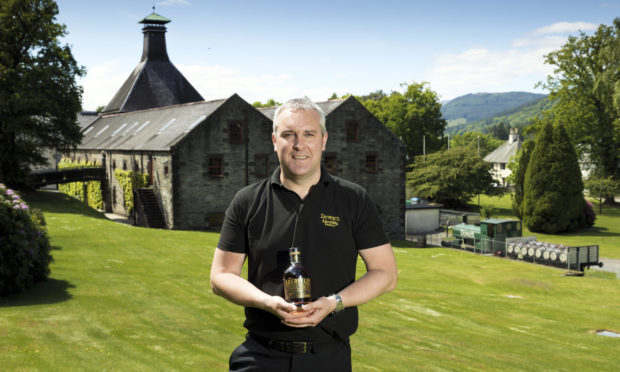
top-left (0, 190), bottom-right (618, 371)
top-left (476, 194), bottom-right (620, 260)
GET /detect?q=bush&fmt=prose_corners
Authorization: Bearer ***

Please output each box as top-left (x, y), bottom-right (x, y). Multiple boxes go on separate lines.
top-left (114, 169), bottom-right (149, 215)
top-left (58, 157), bottom-right (103, 210)
top-left (0, 184), bottom-right (53, 296)
top-left (522, 121), bottom-right (585, 233)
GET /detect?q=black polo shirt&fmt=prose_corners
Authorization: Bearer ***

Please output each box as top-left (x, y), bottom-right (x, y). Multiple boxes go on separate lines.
top-left (217, 166), bottom-right (389, 342)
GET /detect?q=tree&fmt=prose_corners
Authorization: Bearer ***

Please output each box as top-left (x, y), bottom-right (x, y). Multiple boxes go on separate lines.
top-left (488, 122), bottom-right (510, 140)
top-left (522, 121), bottom-right (585, 233)
top-left (508, 139), bottom-right (535, 219)
top-left (585, 175), bottom-right (619, 213)
top-left (0, 0), bottom-right (84, 186)
top-left (406, 146), bottom-right (500, 208)
top-left (540, 19), bottom-right (620, 196)
top-left (252, 99), bottom-right (281, 108)
top-left (449, 131), bottom-right (504, 158)
top-left (360, 82), bottom-right (446, 160)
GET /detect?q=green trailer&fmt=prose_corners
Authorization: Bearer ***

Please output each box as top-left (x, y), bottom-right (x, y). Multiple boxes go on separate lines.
top-left (447, 219), bottom-right (522, 255)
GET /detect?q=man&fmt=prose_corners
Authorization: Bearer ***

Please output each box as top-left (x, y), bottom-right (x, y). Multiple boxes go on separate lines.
top-left (210, 97), bottom-right (397, 371)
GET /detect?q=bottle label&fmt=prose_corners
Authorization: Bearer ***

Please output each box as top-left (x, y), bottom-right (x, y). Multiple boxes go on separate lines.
top-left (284, 277), bottom-right (311, 300)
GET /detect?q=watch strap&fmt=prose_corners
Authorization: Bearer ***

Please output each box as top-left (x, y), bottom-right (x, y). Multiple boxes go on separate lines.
top-left (329, 293), bottom-right (344, 314)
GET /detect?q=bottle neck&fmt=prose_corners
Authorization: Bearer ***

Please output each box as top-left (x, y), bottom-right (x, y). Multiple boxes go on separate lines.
top-left (289, 250), bottom-right (301, 265)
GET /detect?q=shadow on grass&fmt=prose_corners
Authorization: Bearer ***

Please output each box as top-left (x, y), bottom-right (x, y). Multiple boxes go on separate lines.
top-left (0, 278), bottom-right (74, 307)
top-left (23, 189), bottom-right (107, 220)
top-left (561, 226), bottom-right (619, 238)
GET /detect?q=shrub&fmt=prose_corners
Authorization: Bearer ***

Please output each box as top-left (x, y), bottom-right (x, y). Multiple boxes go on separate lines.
top-left (522, 121), bottom-right (585, 233)
top-left (480, 204), bottom-right (498, 219)
top-left (58, 157), bottom-right (103, 210)
top-left (114, 169), bottom-right (149, 215)
top-left (0, 184), bottom-right (53, 296)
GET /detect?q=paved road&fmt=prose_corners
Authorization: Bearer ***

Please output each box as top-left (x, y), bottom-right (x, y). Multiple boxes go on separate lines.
top-left (592, 257), bottom-right (620, 278)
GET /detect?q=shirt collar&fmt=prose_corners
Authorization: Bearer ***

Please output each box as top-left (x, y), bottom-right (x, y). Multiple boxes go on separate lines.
top-left (270, 165), bottom-right (332, 188)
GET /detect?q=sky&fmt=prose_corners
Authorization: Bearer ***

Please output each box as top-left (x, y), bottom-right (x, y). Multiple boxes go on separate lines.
top-left (55, 0), bottom-right (619, 111)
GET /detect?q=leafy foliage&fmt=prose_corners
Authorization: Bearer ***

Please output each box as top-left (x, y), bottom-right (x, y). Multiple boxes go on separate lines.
top-left (360, 82), bottom-right (446, 160)
top-left (448, 131), bottom-right (504, 158)
top-left (0, 184), bottom-right (52, 295)
top-left (522, 121), bottom-right (586, 233)
top-left (406, 147), bottom-right (500, 207)
top-left (58, 157), bottom-right (103, 210)
top-left (508, 139), bottom-right (535, 219)
top-left (0, 0), bottom-right (85, 186)
top-left (585, 175), bottom-right (620, 214)
top-left (114, 169), bottom-right (149, 215)
top-left (539, 18), bottom-right (620, 184)
top-left (251, 99), bottom-right (281, 108)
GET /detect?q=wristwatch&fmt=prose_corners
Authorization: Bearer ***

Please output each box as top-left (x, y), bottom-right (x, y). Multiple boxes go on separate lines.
top-left (329, 293), bottom-right (344, 314)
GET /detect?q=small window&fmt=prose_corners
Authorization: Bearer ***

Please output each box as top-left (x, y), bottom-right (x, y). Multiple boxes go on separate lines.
top-left (134, 160), bottom-right (139, 171)
top-left (500, 163), bottom-right (506, 170)
top-left (366, 155), bottom-right (377, 173)
top-left (209, 157), bottom-right (223, 177)
top-left (122, 160), bottom-right (127, 171)
top-left (112, 160), bottom-right (116, 170)
top-left (346, 121), bottom-right (359, 142)
top-left (255, 155), bottom-right (269, 177)
top-left (164, 165), bottom-right (169, 176)
top-left (112, 186), bottom-right (117, 205)
top-left (324, 155), bottom-right (337, 174)
top-left (229, 123), bottom-right (243, 144)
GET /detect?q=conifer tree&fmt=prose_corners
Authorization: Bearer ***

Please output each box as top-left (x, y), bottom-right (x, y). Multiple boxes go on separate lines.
top-left (510, 139), bottom-right (534, 219)
top-left (522, 121), bottom-right (585, 233)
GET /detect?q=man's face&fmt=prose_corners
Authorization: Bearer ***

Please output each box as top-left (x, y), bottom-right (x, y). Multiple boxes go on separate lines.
top-left (272, 109), bottom-right (328, 182)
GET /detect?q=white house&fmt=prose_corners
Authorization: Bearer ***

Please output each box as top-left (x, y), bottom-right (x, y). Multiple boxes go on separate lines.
top-left (483, 128), bottom-right (521, 186)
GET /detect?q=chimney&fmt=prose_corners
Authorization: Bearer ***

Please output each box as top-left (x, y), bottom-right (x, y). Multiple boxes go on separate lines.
top-left (509, 128), bottom-right (519, 144)
top-left (101, 12), bottom-right (204, 114)
top-left (139, 13), bottom-right (171, 62)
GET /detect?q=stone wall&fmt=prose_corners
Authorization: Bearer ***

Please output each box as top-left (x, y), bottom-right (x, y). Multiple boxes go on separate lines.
top-left (324, 98), bottom-right (405, 239)
top-left (172, 95), bottom-right (276, 229)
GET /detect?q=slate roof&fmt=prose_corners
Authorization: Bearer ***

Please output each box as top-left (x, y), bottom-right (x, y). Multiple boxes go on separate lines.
top-left (483, 138), bottom-right (521, 163)
top-left (80, 98), bottom-right (227, 152)
top-left (77, 111), bottom-right (99, 130)
top-left (258, 99), bottom-right (346, 120)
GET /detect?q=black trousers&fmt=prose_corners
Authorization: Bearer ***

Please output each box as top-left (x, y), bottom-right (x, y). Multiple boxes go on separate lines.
top-left (229, 334), bottom-right (352, 372)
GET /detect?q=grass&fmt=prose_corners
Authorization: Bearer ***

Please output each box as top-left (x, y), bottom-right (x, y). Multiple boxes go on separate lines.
top-left (475, 193), bottom-right (620, 260)
top-left (0, 190), bottom-right (618, 371)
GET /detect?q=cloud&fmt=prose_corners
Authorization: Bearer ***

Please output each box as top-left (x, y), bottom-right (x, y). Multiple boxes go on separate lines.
top-left (600, 2), bottom-right (620, 8)
top-left (157, 0), bottom-right (191, 6)
top-left (423, 22), bottom-right (600, 101)
top-left (531, 21), bottom-right (598, 36)
top-left (79, 60), bottom-right (132, 110)
top-left (178, 64), bottom-right (302, 103)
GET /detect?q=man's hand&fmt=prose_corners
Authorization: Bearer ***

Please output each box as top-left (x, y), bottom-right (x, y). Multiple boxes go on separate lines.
top-left (280, 296), bottom-right (337, 328)
top-left (262, 295), bottom-right (299, 320)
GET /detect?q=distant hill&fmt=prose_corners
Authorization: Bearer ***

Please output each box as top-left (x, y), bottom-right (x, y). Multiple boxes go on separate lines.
top-left (444, 95), bottom-right (555, 136)
top-left (441, 92), bottom-right (548, 125)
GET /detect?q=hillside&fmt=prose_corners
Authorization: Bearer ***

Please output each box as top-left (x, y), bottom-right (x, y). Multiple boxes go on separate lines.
top-left (441, 92), bottom-right (548, 124)
top-left (445, 96), bottom-right (555, 135)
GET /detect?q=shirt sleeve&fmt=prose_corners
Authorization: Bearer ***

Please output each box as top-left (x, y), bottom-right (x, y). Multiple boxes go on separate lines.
top-left (353, 189), bottom-right (390, 250)
top-left (217, 191), bottom-right (247, 254)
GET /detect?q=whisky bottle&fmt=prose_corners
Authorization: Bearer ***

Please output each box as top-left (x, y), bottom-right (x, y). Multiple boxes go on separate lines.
top-left (283, 247), bottom-right (311, 310)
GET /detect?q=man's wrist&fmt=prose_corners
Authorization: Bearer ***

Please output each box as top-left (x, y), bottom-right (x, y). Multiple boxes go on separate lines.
top-left (328, 293), bottom-right (344, 314)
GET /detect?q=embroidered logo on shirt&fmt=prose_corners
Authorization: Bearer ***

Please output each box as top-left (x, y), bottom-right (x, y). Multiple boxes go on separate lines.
top-left (320, 213), bottom-right (341, 228)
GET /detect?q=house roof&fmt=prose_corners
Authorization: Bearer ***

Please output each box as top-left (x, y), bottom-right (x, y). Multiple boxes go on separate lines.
top-left (257, 99), bottom-right (347, 121)
top-left (79, 98), bottom-right (227, 152)
top-left (77, 111), bottom-right (99, 130)
top-left (483, 138), bottom-right (521, 163)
